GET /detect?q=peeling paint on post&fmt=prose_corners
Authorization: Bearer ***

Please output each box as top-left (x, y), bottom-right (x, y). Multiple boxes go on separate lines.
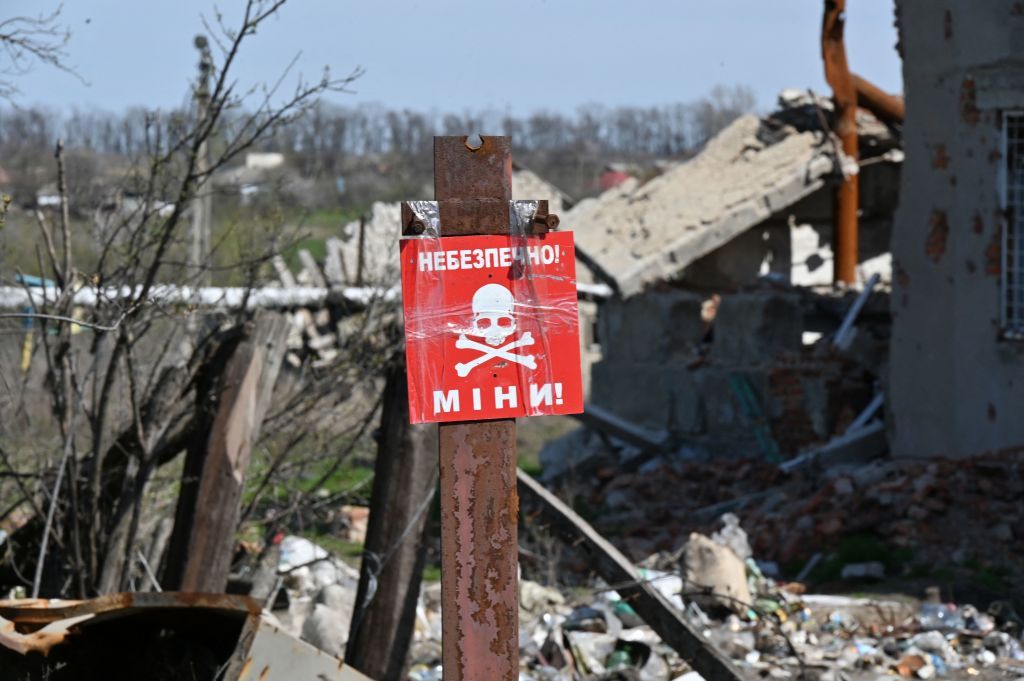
top-left (439, 422), bottom-right (518, 679)
top-left (434, 136), bottom-right (519, 680)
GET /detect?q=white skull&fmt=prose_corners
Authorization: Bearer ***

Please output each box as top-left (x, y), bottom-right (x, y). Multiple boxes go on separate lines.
top-left (469, 283), bottom-right (516, 346)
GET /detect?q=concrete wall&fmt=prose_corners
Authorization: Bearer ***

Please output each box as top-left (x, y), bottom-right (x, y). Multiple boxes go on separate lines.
top-left (890, 1), bottom-right (1024, 458)
top-left (589, 288), bottom-right (854, 457)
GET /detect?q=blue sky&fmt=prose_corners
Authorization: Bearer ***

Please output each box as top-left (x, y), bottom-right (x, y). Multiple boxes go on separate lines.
top-left (5, 1), bottom-right (902, 116)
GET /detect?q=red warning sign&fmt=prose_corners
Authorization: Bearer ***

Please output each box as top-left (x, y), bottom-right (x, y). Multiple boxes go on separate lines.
top-left (400, 231), bottom-right (583, 424)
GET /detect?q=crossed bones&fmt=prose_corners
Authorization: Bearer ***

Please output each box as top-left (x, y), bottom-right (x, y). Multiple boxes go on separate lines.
top-left (454, 331), bottom-right (536, 377)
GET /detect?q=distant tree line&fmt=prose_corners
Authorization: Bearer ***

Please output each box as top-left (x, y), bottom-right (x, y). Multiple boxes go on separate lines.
top-left (0, 83), bottom-right (757, 205)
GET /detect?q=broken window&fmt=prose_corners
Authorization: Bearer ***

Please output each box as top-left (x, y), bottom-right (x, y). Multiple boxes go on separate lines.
top-left (1001, 111), bottom-right (1024, 338)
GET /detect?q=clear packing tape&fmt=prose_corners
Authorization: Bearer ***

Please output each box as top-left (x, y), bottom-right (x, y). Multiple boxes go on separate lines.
top-left (400, 201), bottom-right (583, 424)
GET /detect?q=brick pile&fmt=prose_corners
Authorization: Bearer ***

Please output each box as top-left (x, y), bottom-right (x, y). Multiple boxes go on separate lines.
top-left (579, 449), bottom-right (1024, 589)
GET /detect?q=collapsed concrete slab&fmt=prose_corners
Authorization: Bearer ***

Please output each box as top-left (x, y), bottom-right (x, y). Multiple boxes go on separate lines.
top-left (570, 92), bottom-right (902, 296)
top-left (572, 114), bottom-right (835, 297)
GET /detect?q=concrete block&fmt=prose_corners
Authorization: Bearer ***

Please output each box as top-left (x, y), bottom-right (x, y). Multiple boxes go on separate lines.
top-left (667, 366), bottom-right (702, 434)
top-left (660, 292), bottom-right (707, 359)
top-left (590, 361), bottom-right (671, 429)
top-left (538, 427), bottom-right (615, 482)
top-left (599, 290), bottom-right (704, 363)
top-left (596, 297), bottom-right (628, 359)
top-left (683, 229), bottom-right (772, 289)
top-left (696, 368), bottom-right (770, 435)
top-left (712, 293), bottom-right (801, 365)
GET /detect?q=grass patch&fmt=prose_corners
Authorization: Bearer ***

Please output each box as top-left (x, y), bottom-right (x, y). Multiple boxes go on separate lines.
top-left (282, 236), bottom-right (328, 272)
top-left (812, 533), bottom-right (915, 582)
top-left (422, 564), bottom-right (441, 583)
top-left (308, 458), bottom-right (374, 497)
top-left (516, 416), bottom-right (578, 477)
top-left (311, 533), bottom-right (365, 569)
top-left (242, 448), bottom-right (374, 514)
top-left (299, 207), bottom-right (366, 230)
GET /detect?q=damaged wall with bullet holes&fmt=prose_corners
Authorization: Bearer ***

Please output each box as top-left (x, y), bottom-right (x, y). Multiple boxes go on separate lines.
top-left (890, 1), bottom-right (1024, 458)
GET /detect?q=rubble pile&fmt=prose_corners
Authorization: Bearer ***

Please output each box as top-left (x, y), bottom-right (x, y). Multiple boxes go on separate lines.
top-left (401, 518), bottom-right (1024, 681)
top-left (264, 514), bottom-right (1023, 681)
top-left (574, 451), bottom-right (1024, 584)
top-left (266, 535), bottom-right (362, 657)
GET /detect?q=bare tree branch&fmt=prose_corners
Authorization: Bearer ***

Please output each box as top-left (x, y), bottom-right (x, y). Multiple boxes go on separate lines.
top-left (0, 4), bottom-right (85, 101)
top-left (1, 0), bottom-right (380, 599)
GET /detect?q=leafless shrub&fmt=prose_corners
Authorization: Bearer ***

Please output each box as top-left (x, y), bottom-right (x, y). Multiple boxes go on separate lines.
top-left (0, 0), bottom-right (374, 598)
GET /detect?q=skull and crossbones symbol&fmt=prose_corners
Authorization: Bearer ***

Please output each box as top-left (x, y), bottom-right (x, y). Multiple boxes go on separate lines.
top-left (454, 283), bottom-right (536, 377)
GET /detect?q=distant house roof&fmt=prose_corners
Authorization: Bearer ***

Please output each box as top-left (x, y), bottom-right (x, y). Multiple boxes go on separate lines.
top-left (213, 164), bottom-right (268, 188)
top-left (599, 168), bottom-right (631, 192)
top-left (35, 182), bottom-right (62, 207)
top-left (245, 152), bottom-right (285, 170)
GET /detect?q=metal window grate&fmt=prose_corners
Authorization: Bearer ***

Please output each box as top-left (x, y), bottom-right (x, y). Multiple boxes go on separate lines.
top-left (1002, 112), bottom-right (1024, 337)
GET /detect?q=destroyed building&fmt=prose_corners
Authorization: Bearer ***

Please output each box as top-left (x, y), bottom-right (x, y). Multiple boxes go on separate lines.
top-left (889, 0), bottom-right (1024, 459)
top-left (325, 165), bottom-right (573, 288)
top-left (572, 94), bottom-right (899, 296)
top-left (557, 92), bottom-right (900, 462)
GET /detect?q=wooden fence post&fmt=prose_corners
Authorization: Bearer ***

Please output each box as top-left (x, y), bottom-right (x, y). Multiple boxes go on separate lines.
top-left (346, 355), bottom-right (438, 680)
top-left (163, 310), bottom-right (288, 592)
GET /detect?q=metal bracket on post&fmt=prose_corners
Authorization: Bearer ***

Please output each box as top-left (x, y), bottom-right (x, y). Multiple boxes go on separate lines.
top-left (401, 199), bottom-right (557, 237)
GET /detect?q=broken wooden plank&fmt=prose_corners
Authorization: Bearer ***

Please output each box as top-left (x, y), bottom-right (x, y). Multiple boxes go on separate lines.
top-left (567, 403), bottom-right (674, 476)
top-left (324, 237), bottom-right (349, 286)
top-left (164, 311), bottom-right (290, 592)
top-left (516, 468), bottom-right (746, 681)
top-left (298, 249), bottom-right (328, 289)
top-left (271, 255), bottom-right (328, 350)
top-left (272, 255), bottom-right (298, 288)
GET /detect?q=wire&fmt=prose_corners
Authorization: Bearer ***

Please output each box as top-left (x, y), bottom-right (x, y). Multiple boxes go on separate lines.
top-left (347, 484), bottom-right (437, 643)
top-left (0, 311), bottom-right (127, 332)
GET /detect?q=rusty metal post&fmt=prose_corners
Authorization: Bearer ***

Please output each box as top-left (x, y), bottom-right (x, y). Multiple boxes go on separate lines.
top-left (822, 0), bottom-right (859, 285)
top-left (434, 136), bottom-right (519, 681)
top-left (852, 73), bottom-right (905, 125)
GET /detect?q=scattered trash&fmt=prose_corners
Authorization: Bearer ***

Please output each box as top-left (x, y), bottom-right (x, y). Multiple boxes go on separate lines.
top-left (259, 502), bottom-right (1024, 681)
top-left (919, 587), bottom-right (965, 631)
top-left (279, 535), bottom-right (330, 572)
top-left (564, 605), bottom-right (610, 633)
top-left (711, 513), bottom-right (752, 562)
